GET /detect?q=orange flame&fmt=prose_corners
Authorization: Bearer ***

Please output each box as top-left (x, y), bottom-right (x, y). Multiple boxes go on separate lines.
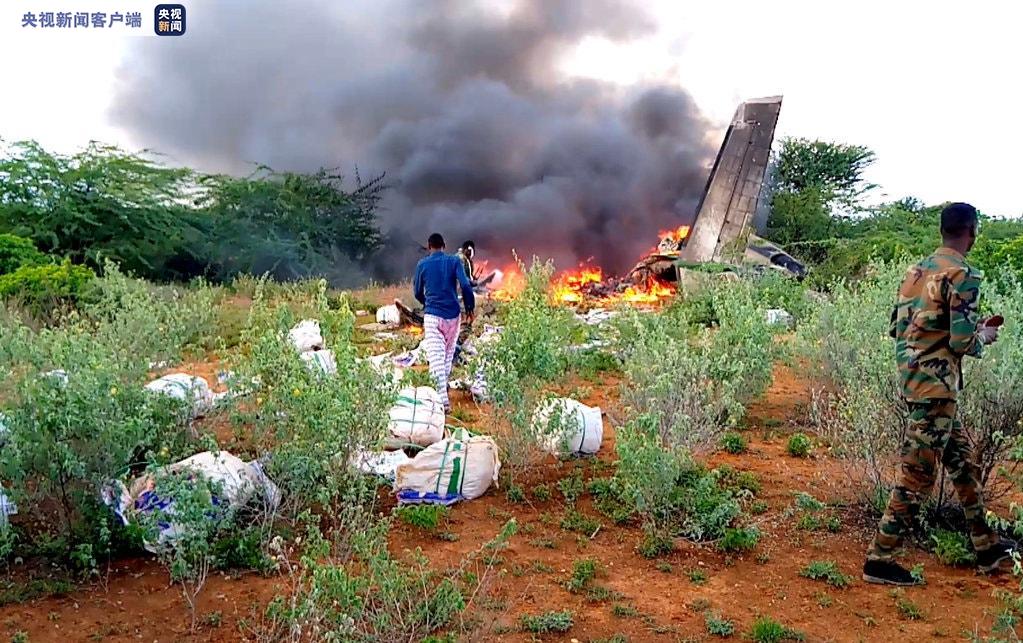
top-left (658, 224), bottom-right (691, 244)
top-left (551, 264), bottom-right (603, 303)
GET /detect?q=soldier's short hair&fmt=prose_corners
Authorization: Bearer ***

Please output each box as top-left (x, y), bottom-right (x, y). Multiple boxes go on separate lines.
top-left (940, 202), bottom-right (979, 236)
top-left (428, 233), bottom-right (445, 249)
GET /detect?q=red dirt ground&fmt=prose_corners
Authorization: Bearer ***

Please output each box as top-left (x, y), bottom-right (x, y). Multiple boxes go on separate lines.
top-left (1, 362), bottom-right (1015, 642)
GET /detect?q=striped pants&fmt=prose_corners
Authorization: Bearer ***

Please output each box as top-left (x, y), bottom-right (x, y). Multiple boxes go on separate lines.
top-left (423, 314), bottom-right (460, 409)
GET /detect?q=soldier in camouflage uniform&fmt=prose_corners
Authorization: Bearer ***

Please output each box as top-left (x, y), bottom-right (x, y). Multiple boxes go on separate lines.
top-left (863, 202), bottom-right (1013, 586)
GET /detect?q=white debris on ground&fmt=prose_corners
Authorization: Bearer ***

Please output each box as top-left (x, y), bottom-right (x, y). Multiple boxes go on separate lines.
top-left (42, 369), bottom-right (69, 385)
top-left (531, 397), bottom-right (604, 457)
top-left (372, 331), bottom-right (399, 342)
top-left (575, 309), bottom-right (618, 326)
top-left (0, 412), bottom-right (14, 527)
top-left (102, 451), bottom-right (280, 553)
top-left (388, 386), bottom-right (446, 447)
top-left (393, 341), bottom-right (424, 368)
top-left (145, 373), bottom-right (225, 418)
top-left (360, 352), bottom-right (404, 385)
top-left (568, 339), bottom-right (610, 353)
top-left (395, 428), bottom-right (500, 506)
top-left (375, 304), bottom-right (401, 327)
top-left (765, 308), bottom-right (794, 328)
top-left (349, 449), bottom-right (412, 482)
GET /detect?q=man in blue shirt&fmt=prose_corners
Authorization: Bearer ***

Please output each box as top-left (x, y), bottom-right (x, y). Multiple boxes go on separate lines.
top-left (413, 233), bottom-right (475, 411)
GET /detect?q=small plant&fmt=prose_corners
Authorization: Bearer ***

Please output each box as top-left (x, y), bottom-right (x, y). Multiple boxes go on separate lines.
top-left (910, 564), bottom-right (925, 584)
top-left (825, 516), bottom-right (842, 533)
top-left (565, 558), bottom-right (599, 593)
top-left (800, 561), bottom-right (852, 588)
top-left (795, 514), bottom-right (821, 531)
top-left (793, 492), bottom-right (825, 512)
top-left (896, 596), bottom-right (923, 620)
top-left (721, 432), bottom-right (748, 454)
top-left (705, 611), bottom-right (736, 637)
top-left (531, 483), bottom-right (553, 502)
top-left (395, 505), bottom-right (448, 532)
top-left (814, 592), bottom-right (832, 608)
top-left (11, 632), bottom-right (29, 643)
top-left (656, 561), bottom-right (673, 573)
top-left (612, 603), bottom-right (640, 618)
top-left (751, 500), bottom-right (770, 515)
top-left (592, 635), bottom-right (628, 643)
top-left (520, 609), bottom-right (574, 634)
top-left (529, 537), bottom-right (556, 549)
top-left (558, 469), bottom-right (586, 505)
top-left (786, 433), bottom-right (812, 458)
top-left (688, 568), bottom-right (708, 585)
top-left (637, 531), bottom-right (675, 558)
top-left (200, 611), bottom-right (223, 628)
top-left (561, 509), bottom-right (600, 536)
top-left (586, 585), bottom-right (624, 603)
top-left (930, 529), bottom-right (975, 566)
top-left (748, 616), bottom-right (805, 642)
top-left (506, 485), bottom-right (526, 503)
top-left (718, 527), bottom-right (759, 553)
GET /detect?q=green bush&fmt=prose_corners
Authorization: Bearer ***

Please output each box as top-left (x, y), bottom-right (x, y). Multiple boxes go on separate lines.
top-left (749, 616), bottom-right (805, 642)
top-left (718, 526), bottom-right (759, 553)
top-left (395, 505), bottom-right (449, 533)
top-left (0, 259), bottom-right (94, 313)
top-left (786, 433), bottom-right (812, 458)
top-left (520, 609), bottom-right (574, 634)
top-left (565, 558), bottom-right (599, 593)
top-left (930, 529), bottom-right (975, 566)
top-left (0, 233), bottom-right (46, 274)
top-left (720, 432), bottom-right (748, 454)
top-left (799, 561), bottom-right (851, 588)
top-left (705, 611), bottom-right (736, 637)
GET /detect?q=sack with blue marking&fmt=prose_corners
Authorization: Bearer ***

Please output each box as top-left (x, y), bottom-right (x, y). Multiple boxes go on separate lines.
top-left (395, 428), bottom-right (500, 505)
top-left (531, 397), bottom-right (603, 457)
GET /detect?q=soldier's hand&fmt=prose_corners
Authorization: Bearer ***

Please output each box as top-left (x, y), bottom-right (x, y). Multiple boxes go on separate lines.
top-left (978, 325), bottom-right (1000, 345)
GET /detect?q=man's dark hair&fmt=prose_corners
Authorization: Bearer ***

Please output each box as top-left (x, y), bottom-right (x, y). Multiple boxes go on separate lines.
top-left (461, 240), bottom-right (475, 252)
top-left (428, 233), bottom-right (445, 249)
top-left (940, 202), bottom-right (979, 237)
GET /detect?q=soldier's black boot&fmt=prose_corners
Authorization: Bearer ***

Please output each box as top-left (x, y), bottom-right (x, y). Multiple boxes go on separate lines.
top-left (977, 541), bottom-right (1017, 574)
top-left (862, 560), bottom-right (922, 586)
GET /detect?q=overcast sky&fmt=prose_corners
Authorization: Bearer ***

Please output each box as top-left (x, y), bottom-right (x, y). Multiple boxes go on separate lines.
top-left (2, 0), bottom-right (1020, 216)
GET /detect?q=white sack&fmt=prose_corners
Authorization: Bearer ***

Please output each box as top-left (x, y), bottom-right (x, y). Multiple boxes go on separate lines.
top-left (531, 397), bottom-right (604, 457)
top-left (349, 449), bottom-right (412, 482)
top-left (395, 428), bottom-right (500, 505)
top-left (145, 373), bottom-right (222, 417)
top-left (301, 349), bottom-right (338, 376)
top-left (388, 387), bottom-right (445, 447)
top-left (289, 319), bottom-right (324, 353)
top-left (765, 308), bottom-right (794, 328)
top-left (376, 305), bottom-right (401, 327)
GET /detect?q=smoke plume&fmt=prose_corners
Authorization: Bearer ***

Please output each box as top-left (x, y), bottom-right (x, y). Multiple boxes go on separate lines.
top-left (112, 0), bottom-right (716, 282)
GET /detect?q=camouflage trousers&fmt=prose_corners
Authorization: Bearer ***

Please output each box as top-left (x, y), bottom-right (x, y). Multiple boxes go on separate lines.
top-left (867, 398), bottom-right (996, 561)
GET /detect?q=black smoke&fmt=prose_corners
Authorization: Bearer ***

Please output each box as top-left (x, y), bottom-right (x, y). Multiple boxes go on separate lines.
top-left (111, 0), bottom-right (716, 282)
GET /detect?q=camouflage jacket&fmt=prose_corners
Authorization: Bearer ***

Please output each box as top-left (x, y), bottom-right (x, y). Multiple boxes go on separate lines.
top-left (890, 247), bottom-right (984, 401)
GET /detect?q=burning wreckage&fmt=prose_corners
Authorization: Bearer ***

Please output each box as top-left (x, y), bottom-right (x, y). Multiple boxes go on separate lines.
top-left (394, 95), bottom-right (803, 318)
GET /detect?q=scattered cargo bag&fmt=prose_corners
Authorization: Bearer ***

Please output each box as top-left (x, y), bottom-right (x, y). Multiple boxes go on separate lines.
top-left (145, 373), bottom-right (221, 418)
top-left (349, 449), bottom-right (412, 483)
top-left (395, 428), bottom-right (500, 505)
top-left (103, 451), bottom-right (280, 553)
top-left (376, 304), bottom-right (401, 327)
top-left (0, 484), bottom-right (16, 528)
top-left (301, 349), bottom-right (338, 376)
top-left (388, 387), bottom-right (445, 447)
top-left (531, 397), bottom-right (603, 457)
top-left (765, 308), bottom-right (794, 329)
top-left (361, 353), bottom-right (404, 386)
top-left (288, 319), bottom-right (324, 353)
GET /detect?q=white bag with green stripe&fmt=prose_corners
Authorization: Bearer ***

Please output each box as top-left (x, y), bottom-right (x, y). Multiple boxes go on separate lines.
top-left (300, 349), bottom-right (338, 376)
top-left (531, 397), bottom-right (603, 457)
top-left (388, 386), bottom-right (445, 446)
top-left (395, 428), bottom-right (500, 505)
top-left (145, 373), bottom-right (221, 418)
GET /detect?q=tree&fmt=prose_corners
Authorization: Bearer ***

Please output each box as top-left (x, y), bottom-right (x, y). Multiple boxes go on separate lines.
top-left (772, 137), bottom-right (877, 208)
top-left (0, 140), bottom-right (199, 280)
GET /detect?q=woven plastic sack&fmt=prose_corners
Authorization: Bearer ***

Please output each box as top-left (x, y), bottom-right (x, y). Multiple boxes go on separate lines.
top-left (388, 387), bottom-right (445, 447)
top-left (288, 319), bottom-right (324, 353)
top-left (145, 374), bottom-right (221, 418)
top-left (301, 349), bottom-right (338, 376)
top-left (531, 397), bottom-right (603, 457)
top-left (376, 304), bottom-right (401, 327)
top-left (395, 428), bottom-right (500, 505)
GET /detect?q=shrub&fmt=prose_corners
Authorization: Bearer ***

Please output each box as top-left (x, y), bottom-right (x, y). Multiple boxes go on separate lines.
top-left (520, 609), bottom-right (574, 634)
top-left (0, 259), bottom-right (94, 315)
top-left (0, 233), bottom-right (46, 274)
top-left (720, 432), bottom-right (748, 454)
top-left (718, 527), bottom-right (759, 553)
top-left (705, 611), bottom-right (736, 637)
top-left (799, 561), bottom-right (851, 588)
top-left (749, 616), bottom-right (805, 642)
top-left (786, 433), bottom-right (812, 458)
top-left (395, 505), bottom-right (449, 533)
top-left (930, 529), bottom-right (975, 566)
top-left (565, 558), bottom-right (599, 593)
